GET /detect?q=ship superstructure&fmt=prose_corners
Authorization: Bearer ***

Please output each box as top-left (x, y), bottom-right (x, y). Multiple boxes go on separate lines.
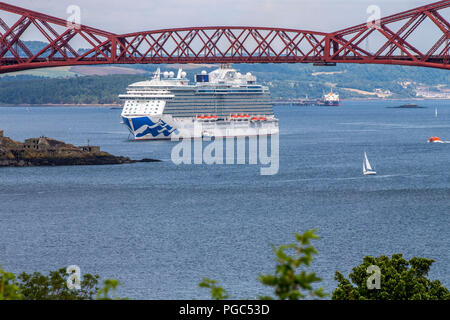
top-left (119, 65), bottom-right (278, 140)
top-left (319, 89), bottom-right (341, 106)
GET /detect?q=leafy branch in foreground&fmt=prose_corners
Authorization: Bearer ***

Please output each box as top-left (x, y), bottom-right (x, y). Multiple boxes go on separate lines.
top-left (97, 279), bottom-right (125, 300)
top-left (199, 229), bottom-right (327, 300)
top-left (258, 229), bottom-right (326, 300)
top-left (199, 278), bottom-right (230, 300)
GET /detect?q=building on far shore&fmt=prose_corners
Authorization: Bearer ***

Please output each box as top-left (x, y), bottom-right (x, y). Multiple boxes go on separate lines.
top-left (80, 145), bottom-right (101, 154)
top-left (0, 131), bottom-right (102, 155)
top-left (24, 137), bottom-right (52, 152)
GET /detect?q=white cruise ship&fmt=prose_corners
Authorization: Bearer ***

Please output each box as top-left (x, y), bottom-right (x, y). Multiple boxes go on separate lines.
top-left (119, 65), bottom-right (278, 140)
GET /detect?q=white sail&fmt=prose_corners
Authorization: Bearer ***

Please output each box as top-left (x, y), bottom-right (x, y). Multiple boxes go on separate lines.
top-left (364, 152), bottom-right (373, 171)
top-left (435, 108), bottom-right (438, 118)
top-left (363, 152), bottom-right (376, 175)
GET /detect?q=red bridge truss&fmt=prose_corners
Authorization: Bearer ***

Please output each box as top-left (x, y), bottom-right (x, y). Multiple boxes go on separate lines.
top-left (0, 0), bottom-right (449, 73)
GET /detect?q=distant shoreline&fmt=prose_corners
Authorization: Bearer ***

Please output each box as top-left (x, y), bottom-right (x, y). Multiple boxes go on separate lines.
top-left (341, 97), bottom-right (450, 101)
top-left (0, 97), bottom-right (449, 107)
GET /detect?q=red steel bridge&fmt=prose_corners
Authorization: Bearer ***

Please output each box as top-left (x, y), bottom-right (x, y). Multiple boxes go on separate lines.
top-left (0, 0), bottom-right (449, 73)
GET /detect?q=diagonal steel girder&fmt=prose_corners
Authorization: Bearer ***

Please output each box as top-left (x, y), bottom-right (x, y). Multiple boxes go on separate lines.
top-left (0, 0), bottom-right (449, 73)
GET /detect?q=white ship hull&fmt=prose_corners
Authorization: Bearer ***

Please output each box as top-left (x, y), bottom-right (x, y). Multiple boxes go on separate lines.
top-left (122, 115), bottom-right (279, 140)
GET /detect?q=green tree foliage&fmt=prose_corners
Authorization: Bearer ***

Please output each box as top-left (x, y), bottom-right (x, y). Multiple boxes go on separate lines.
top-left (0, 267), bottom-right (124, 300)
top-left (96, 279), bottom-right (125, 300)
top-left (199, 229), bottom-right (327, 300)
top-left (332, 254), bottom-right (450, 300)
top-left (0, 269), bottom-right (23, 300)
top-left (258, 229), bottom-right (326, 300)
top-left (240, 63), bottom-right (447, 99)
top-left (0, 75), bottom-right (148, 105)
top-left (199, 278), bottom-right (230, 300)
top-left (17, 268), bottom-right (100, 300)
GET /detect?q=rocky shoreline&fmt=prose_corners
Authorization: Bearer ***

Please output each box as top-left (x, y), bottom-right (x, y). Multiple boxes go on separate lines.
top-left (0, 130), bottom-right (160, 167)
top-left (0, 156), bottom-right (160, 167)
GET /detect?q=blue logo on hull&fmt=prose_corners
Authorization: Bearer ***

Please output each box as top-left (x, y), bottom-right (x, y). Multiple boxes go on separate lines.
top-left (124, 117), bottom-right (178, 138)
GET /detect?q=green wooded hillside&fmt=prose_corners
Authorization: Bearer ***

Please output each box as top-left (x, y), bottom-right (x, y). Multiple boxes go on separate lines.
top-left (0, 75), bottom-right (147, 104)
top-left (0, 62), bottom-right (448, 104)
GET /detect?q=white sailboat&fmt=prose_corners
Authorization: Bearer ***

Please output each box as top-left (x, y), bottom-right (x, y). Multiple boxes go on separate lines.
top-left (435, 108), bottom-right (438, 118)
top-left (363, 152), bottom-right (376, 175)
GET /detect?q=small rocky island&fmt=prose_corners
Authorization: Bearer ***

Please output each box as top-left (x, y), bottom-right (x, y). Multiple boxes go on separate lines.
top-left (0, 130), bottom-right (160, 167)
top-left (388, 103), bottom-right (425, 109)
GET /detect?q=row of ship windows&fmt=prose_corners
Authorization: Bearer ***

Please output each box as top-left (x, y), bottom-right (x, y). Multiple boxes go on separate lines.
top-left (123, 101), bottom-right (163, 114)
top-left (165, 107), bottom-right (272, 110)
top-left (173, 94), bottom-right (270, 98)
top-left (125, 97), bottom-right (270, 102)
top-left (123, 109), bottom-right (271, 113)
top-left (170, 100), bottom-right (271, 104)
top-left (166, 101), bottom-right (272, 105)
top-left (164, 104), bottom-right (272, 107)
top-left (171, 114), bottom-right (273, 118)
top-left (124, 98), bottom-right (270, 103)
top-left (123, 108), bottom-right (162, 113)
top-left (165, 111), bottom-right (273, 115)
top-left (166, 106), bottom-right (272, 109)
top-left (125, 94), bottom-right (270, 97)
top-left (125, 102), bottom-right (163, 106)
top-left (164, 107), bottom-right (273, 110)
top-left (127, 90), bottom-right (269, 98)
top-left (123, 105), bottom-right (270, 109)
top-left (124, 97), bottom-right (173, 100)
top-left (172, 108), bottom-right (271, 110)
top-left (123, 110), bottom-right (271, 114)
top-left (128, 87), bottom-right (264, 91)
top-left (196, 90), bottom-right (264, 93)
top-left (168, 98), bottom-right (271, 101)
top-left (124, 102), bottom-right (271, 107)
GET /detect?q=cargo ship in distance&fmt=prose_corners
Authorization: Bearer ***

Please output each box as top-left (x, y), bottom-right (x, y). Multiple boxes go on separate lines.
top-left (317, 89), bottom-right (341, 106)
top-left (119, 64), bottom-right (279, 140)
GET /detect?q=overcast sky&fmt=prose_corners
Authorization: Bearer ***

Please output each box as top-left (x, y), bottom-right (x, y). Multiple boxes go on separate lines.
top-left (10, 0), bottom-right (433, 34)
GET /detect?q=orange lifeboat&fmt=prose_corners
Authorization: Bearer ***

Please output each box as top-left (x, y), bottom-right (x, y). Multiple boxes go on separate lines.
top-left (250, 116), bottom-right (268, 121)
top-left (198, 115), bottom-right (218, 120)
top-left (428, 136), bottom-right (442, 143)
top-left (231, 114), bottom-right (250, 119)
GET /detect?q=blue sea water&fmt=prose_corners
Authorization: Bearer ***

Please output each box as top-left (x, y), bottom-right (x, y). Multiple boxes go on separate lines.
top-left (0, 100), bottom-right (449, 299)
